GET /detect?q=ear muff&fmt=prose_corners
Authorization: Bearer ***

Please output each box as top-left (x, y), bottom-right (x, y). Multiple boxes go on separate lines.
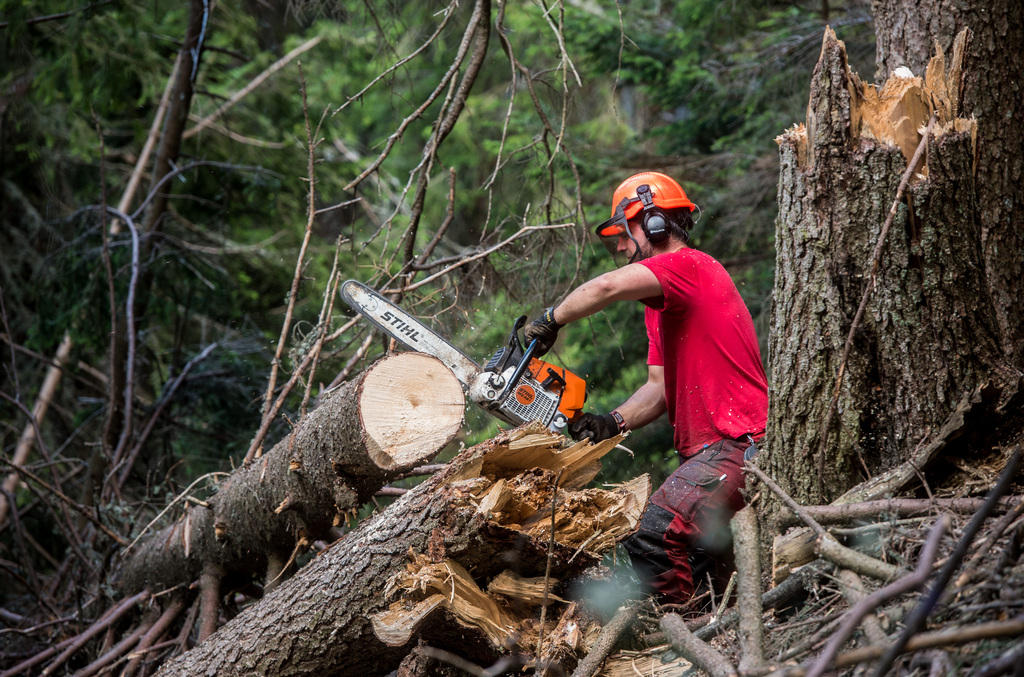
top-left (636, 184), bottom-right (669, 243)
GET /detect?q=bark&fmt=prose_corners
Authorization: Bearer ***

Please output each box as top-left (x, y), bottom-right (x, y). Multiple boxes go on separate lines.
top-left (872, 0), bottom-right (1024, 364)
top-left (153, 426), bottom-right (644, 676)
top-left (117, 352), bottom-right (464, 595)
top-left (140, 0), bottom-right (207, 235)
top-left (767, 27), bottom-right (1007, 507)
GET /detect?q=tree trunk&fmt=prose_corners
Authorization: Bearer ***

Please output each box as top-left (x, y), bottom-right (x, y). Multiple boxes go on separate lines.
top-left (153, 425), bottom-right (646, 676)
top-left (117, 352), bottom-right (464, 596)
top-left (767, 25), bottom-right (1009, 506)
top-left (872, 0), bottom-right (1024, 364)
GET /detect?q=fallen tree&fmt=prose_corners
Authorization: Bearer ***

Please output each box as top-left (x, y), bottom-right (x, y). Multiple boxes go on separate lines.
top-left (117, 351), bottom-right (465, 606)
top-left (153, 424), bottom-right (647, 676)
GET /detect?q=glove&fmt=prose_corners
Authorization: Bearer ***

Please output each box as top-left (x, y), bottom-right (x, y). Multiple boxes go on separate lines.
top-left (523, 307), bottom-right (562, 356)
top-left (568, 412), bottom-right (620, 443)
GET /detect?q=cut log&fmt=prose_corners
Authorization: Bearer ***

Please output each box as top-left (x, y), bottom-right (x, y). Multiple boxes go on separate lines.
top-left (118, 352), bottom-right (464, 596)
top-left (154, 424), bottom-right (647, 677)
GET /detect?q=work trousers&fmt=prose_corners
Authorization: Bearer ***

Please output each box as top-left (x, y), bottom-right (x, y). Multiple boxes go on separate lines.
top-left (621, 436), bottom-right (754, 605)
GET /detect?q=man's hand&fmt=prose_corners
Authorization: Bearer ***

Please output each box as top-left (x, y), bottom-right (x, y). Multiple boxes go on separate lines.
top-left (569, 412), bottom-right (620, 443)
top-left (523, 307), bottom-right (562, 356)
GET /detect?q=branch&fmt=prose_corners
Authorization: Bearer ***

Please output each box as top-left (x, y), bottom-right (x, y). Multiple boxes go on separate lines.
top-left (183, 36), bottom-right (322, 139)
top-left (0, 590), bottom-right (150, 677)
top-left (343, 0), bottom-right (479, 195)
top-left (805, 515), bottom-right (948, 677)
top-left (331, 0), bottom-right (458, 118)
top-left (747, 460), bottom-right (903, 580)
top-left (569, 603), bottom-right (638, 677)
top-left (731, 506), bottom-right (766, 673)
top-left (116, 343), bottom-right (218, 490)
top-left (661, 612), bottom-right (737, 677)
top-left (871, 446), bottom-right (1023, 676)
top-left (245, 65), bottom-right (320, 464)
top-left (0, 333), bottom-right (72, 525)
top-left (385, 223), bottom-right (573, 294)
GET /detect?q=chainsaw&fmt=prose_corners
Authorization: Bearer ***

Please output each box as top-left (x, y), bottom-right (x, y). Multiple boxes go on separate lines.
top-left (340, 280), bottom-right (587, 433)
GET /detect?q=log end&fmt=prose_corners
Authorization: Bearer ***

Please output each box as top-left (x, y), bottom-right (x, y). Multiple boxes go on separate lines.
top-left (360, 352), bottom-right (465, 470)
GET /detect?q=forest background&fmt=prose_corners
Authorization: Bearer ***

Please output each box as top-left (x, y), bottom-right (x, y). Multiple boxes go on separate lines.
top-left (0, 0), bottom-right (878, 639)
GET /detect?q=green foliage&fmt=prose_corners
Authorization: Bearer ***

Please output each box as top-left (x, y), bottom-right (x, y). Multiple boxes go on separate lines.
top-left (1, 0), bottom-right (874, 536)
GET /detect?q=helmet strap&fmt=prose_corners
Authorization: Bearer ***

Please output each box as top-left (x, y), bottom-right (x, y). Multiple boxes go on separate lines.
top-left (625, 227), bottom-right (645, 264)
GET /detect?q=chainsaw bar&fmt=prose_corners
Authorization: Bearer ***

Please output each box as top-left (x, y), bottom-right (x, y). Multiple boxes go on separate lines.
top-left (340, 280), bottom-right (481, 386)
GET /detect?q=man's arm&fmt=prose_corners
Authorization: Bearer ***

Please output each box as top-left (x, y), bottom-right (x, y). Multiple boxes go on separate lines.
top-left (552, 263), bottom-right (662, 325)
top-left (614, 365), bottom-right (667, 430)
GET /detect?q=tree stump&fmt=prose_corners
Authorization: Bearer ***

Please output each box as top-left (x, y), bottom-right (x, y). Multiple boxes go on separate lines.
top-left (767, 27), bottom-right (1002, 507)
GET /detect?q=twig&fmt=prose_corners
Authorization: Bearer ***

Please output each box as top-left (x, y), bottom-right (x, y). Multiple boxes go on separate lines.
top-left (747, 460), bottom-right (903, 580)
top-left (871, 446), bottom-right (1023, 676)
top-left (122, 595), bottom-right (187, 677)
top-left (777, 496), bottom-right (1016, 528)
top-left (971, 637), bottom-right (1024, 677)
top-left (184, 36), bottom-right (322, 139)
top-left (244, 64), bottom-right (319, 464)
top-left (244, 314), bottom-right (361, 465)
top-left (822, 617), bottom-right (1024, 675)
top-left (0, 333), bottom-right (73, 525)
top-left (1, 590), bottom-right (150, 677)
top-left (415, 645), bottom-right (488, 676)
top-left (385, 223), bottom-right (573, 294)
top-left (0, 489), bottom-right (60, 617)
top-left (116, 342), bottom-right (218, 490)
top-left (301, 235), bottom-right (345, 417)
top-left (570, 603), bottom-right (637, 677)
top-left (538, 468), bottom-right (563, 663)
top-left (123, 471), bottom-right (227, 552)
top-left (0, 458), bottom-right (128, 546)
top-left (695, 564), bottom-right (819, 641)
top-left (805, 515), bottom-right (949, 677)
top-left (70, 612), bottom-right (155, 677)
top-left (661, 612), bottom-right (737, 677)
top-left (955, 494), bottom-right (1024, 587)
top-left (731, 506), bottom-right (766, 673)
top-left (343, 0), bottom-right (482, 196)
top-left (331, 0), bottom-right (458, 118)
top-left (108, 206), bottom-right (142, 479)
top-left (836, 569), bottom-right (887, 645)
top-left (813, 114), bottom-right (937, 494)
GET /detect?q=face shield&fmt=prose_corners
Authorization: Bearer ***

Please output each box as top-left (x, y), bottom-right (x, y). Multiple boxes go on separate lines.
top-left (594, 195), bottom-right (643, 263)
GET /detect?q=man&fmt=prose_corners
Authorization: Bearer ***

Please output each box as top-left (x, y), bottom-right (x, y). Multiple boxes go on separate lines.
top-left (524, 171), bottom-right (768, 604)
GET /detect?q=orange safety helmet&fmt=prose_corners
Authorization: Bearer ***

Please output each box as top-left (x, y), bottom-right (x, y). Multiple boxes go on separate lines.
top-left (594, 171), bottom-right (695, 239)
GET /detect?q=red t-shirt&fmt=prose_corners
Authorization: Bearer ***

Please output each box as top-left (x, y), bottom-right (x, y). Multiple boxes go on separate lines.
top-left (638, 248), bottom-right (768, 458)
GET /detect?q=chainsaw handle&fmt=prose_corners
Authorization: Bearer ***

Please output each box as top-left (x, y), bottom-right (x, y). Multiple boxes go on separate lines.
top-left (491, 315), bottom-right (528, 376)
top-left (498, 336), bottom-right (538, 403)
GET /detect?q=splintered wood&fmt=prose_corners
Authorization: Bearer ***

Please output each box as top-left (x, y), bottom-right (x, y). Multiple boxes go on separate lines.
top-left (370, 423), bottom-right (650, 662)
top-left (779, 27), bottom-right (975, 173)
top-left (601, 646), bottom-right (693, 676)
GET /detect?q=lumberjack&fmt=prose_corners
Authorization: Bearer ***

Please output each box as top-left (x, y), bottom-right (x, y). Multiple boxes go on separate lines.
top-left (524, 171), bottom-right (769, 604)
